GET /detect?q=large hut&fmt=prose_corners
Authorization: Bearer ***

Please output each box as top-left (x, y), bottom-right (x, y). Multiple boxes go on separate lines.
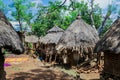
top-left (0, 10), bottom-right (24, 79)
top-left (57, 15), bottom-right (99, 65)
top-left (39, 26), bottom-right (64, 62)
top-left (94, 17), bottom-right (120, 79)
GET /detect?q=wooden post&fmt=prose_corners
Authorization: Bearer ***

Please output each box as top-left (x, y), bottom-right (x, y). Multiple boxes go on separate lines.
top-left (0, 48), bottom-right (6, 80)
top-left (54, 54), bottom-right (57, 62)
top-left (49, 55), bottom-right (52, 63)
top-left (97, 52), bottom-right (101, 66)
top-left (45, 55), bottom-right (48, 62)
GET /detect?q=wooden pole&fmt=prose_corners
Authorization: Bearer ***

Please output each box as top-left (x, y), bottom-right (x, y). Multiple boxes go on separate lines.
top-left (54, 54), bottom-right (57, 62)
top-left (0, 48), bottom-right (6, 80)
top-left (49, 55), bottom-right (52, 63)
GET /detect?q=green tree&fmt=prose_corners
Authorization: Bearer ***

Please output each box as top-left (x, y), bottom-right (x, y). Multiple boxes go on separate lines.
top-left (10, 0), bottom-right (35, 31)
top-left (32, 1), bottom-right (66, 36)
top-left (0, 0), bottom-right (9, 14)
top-left (32, 0), bottom-right (103, 36)
top-left (98, 4), bottom-right (117, 36)
top-left (10, 0), bottom-right (35, 42)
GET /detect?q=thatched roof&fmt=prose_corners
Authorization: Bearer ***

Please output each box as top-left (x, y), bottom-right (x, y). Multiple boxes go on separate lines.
top-left (57, 16), bottom-right (99, 53)
top-left (39, 26), bottom-right (64, 45)
top-left (94, 18), bottom-right (120, 54)
top-left (47, 26), bottom-right (64, 33)
top-left (25, 35), bottom-right (39, 43)
top-left (0, 10), bottom-right (24, 54)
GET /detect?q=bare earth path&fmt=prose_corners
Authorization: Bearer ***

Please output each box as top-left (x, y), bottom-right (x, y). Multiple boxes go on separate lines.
top-left (5, 54), bottom-right (100, 80)
top-left (5, 54), bottom-right (73, 80)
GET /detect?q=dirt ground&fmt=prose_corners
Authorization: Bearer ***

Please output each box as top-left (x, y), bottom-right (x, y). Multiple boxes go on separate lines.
top-left (5, 54), bottom-right (100, 80)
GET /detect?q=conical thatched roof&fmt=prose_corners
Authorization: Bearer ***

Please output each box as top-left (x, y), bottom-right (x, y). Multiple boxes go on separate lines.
top-left (47, 26), bottom-right (64, 33)
top-left (39, 26), bottom-right (64, 45)
top-left (25, 35), bottom-right (39, 43)
top-left (0, 10), bottom-right (24, 54)
top-left (57, 16), bottom-right (99, 53)
top-left (94, 18), bottom-right (120, 54)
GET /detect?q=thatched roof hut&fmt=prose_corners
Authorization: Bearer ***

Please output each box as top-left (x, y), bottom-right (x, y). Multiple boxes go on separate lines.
top-left (94, 18), bottom-right (120, 78)
top-left (25, 35), bottom-right (39, 43)
top-left (0, 10), bottom-right (24, 79)
top-left (56, 15), bottom-right (99, 65)
top-left (39, 26), bottom-right (64, 62)
top-left (94, 18), bottom-right (120, 54)
top-left (24, 35), bottom-right (39, 56)
top-left (0, 10), bottom-right (24, 53)
top-left (57, 16), bottom-right (99, 54)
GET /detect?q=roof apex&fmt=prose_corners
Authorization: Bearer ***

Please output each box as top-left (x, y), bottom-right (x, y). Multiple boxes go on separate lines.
top-left (47, 26), bottom-right (64, 33)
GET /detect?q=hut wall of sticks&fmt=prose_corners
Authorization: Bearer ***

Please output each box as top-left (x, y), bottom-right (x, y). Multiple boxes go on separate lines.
top-left (56, 15), bottom-right (99, 66)
top-left (38, 26), bottom-right (64, 63)
top-left (94, 17), bottom-right (120, 79)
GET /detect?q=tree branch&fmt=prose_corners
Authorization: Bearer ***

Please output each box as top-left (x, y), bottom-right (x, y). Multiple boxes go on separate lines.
top-left (89, 0), bottom-right (95, 28)
top-left (98, 9), bottom-right (112, 36)
top-left (46, 0), bottom-right (67, 14)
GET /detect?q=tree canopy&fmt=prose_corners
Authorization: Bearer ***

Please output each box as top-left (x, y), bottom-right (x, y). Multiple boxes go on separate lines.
top-left (0, 0), bottom-right (119, 37)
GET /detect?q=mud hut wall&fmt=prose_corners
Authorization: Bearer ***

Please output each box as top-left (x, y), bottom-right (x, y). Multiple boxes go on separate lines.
top-left (104, 53), bottom-right (120, 77)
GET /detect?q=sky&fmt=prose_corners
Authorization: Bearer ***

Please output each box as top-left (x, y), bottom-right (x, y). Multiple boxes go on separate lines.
top-left (2, 0), bottom-right (113, 9)
top-left (2, 0), bottom-right (119, 31)
top-left (2, 0), bottom-right (120, 20)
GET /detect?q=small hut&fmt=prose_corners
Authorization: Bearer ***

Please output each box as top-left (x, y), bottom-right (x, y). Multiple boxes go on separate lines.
top-left (25, 35), bottom-right (39, 49)
top-left (24, 35), bottom-right (39, 57)
top-left (94, 18), bottom-right (120, 79)
top-left (57, 15), bottom-right (99, 65)
top-left (25, 35), bottom-right (39, 44)
top-left (39, 26), bottom-right (64, 62)
top-left (0, 10), bottom-right (24, 79)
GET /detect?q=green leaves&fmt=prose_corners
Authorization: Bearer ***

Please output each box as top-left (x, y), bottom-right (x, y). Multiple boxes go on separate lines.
top-left (32, 1), bottom-right (66, 36)
top-left (32, 0), bottom-right (103, 36)
top-left (9, 0), bottom-right (35, 31)
top-left (0, 0), bottom-right (8, 14)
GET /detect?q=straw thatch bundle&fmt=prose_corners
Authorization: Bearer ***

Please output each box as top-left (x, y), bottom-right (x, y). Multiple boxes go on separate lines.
top-left (94, 18), bottom-right (120, 54)
top-left (0, 10), bottom-right (24, 79)
top-left (25, 35), bottom-right (39, 43)
top-left (39, 26), bottom-right (64, 45)
top-left (57, 16), bottom-right (99, 54)
top-left (0, 10), bottom-right (24, 53)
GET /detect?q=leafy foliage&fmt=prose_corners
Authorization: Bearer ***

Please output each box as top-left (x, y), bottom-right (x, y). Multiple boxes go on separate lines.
top-left (0, 0), bottom-right (119, 37)
top-left (32, 1), bottom-right (66, 36)
top-left (32, 0), bottom-right (102, 36)
top-left (0, 0), bottom-right (9, 14)
top-left (10, 0), bottom-right (35, 31)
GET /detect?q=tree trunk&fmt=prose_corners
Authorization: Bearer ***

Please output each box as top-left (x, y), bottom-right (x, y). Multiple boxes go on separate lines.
top-left (98, 15), bottom-right (109, 36)
top-left (17, 6), bottom-right (25, 45)
top-left (90, 0), bottom-right (95, 28)
top-left (0, 49), bottom-right (6, 80)
top-left (98, 8), bottom-right (112, 36)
